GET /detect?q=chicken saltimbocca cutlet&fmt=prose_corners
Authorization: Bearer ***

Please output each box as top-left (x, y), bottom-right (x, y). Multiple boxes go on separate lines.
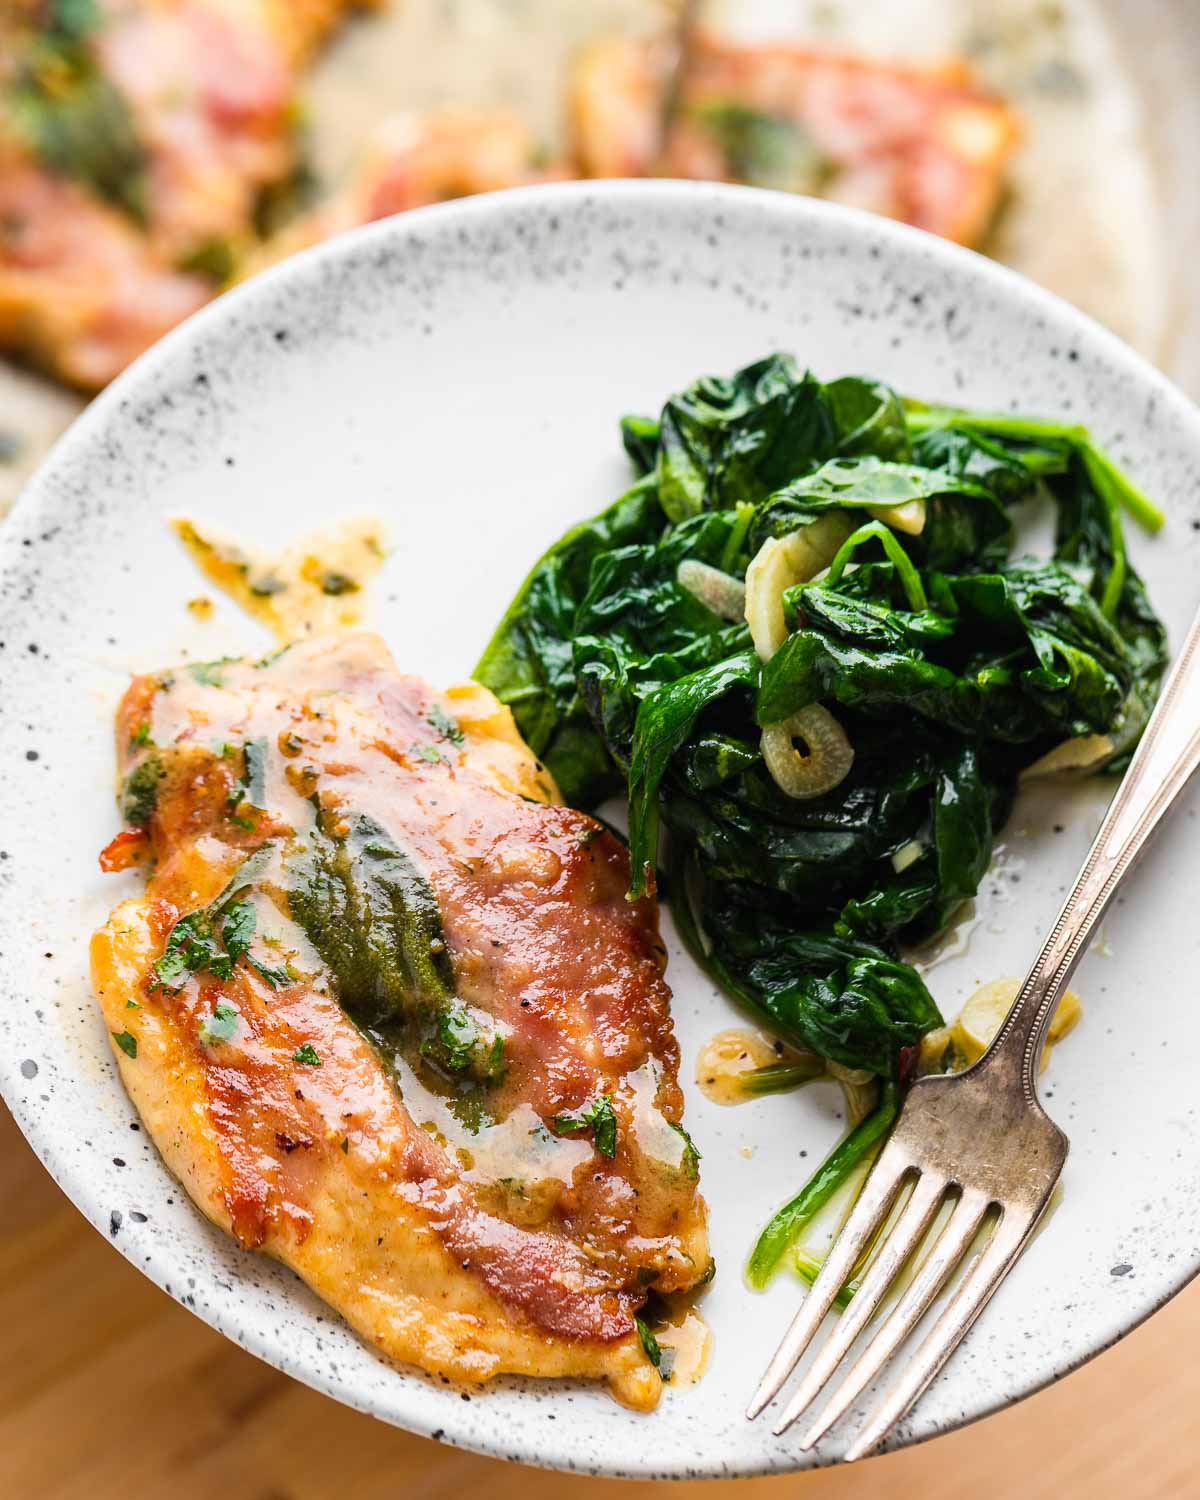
top-left (0, 0), bottom-right (369, 388)
top-left (91, 633), bottom-right (709, 1406)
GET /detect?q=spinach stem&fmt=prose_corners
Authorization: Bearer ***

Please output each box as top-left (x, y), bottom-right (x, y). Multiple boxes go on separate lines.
top-left (825, 521), bottom-right (927, 611)
top-left (720, 500), bottom-right (756, 574)
top-left (905, 406), bottom-right (1088, 445)
top-left (1078, 440), bottom-right (1164, 534)
top-left (741, 1059), bottom-right (827, 1097)
top-left (906, 406), bottom-right (1164, 532)
top-left (1081, 445), bottom-right (1129, 619)
top-left (746, 1081), bottom-right (899, 1289)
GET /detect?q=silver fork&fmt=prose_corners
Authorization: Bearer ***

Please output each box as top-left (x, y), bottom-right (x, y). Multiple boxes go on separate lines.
top-left (747, 603), bottom-right (1200, 1460)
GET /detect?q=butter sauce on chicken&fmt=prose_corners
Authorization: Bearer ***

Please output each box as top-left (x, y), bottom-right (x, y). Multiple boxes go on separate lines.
top-left (91, 632), bottom-right (709, 1406)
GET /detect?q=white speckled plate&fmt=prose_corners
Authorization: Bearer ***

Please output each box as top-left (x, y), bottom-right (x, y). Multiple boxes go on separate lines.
top-left (2, 183), bottom-right (1200, 1478)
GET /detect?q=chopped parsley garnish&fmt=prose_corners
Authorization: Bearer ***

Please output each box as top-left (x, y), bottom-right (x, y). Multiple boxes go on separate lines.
top-left (634, 1315), bottom-right (662, 1370)
top-left (319, 571), bottom-right (359, 596)
top-left (248, 956), bottom-right (293, 988)
top-left (149, 845), bottom-right (279, 993)
top-left (253, 644), bottom-right (294, 670)
top-left (426, 705), bottom-right (465, 745)
top-left (151, 910), bottom-right (227, 992)
top-left (220, 899), bottom-right (256, 960)
top-left (427, 1000), bottom-right (477, 1072)
top-left (670, 1122), bottom-right (702, 1180)
top-left (111, 1030), bottom-right (138, 1059)
top-left (186, 656), bottom-right (238, 687)
top-left (226, 738), bottom-right (268, 815)
top-left (243, 739), bottom-right (268, 805)
top-left (249, 573), bottom-right (287, 598)
top-left (549, 1094), bottom-right (618, 1158)
top-left (125, 998), bottom-right (140, 1009)
top-left (122, 753), bottom-right (165, 827)
top-left (293, 1043), bottom-right (321, 1066)
top-left (198, 1000), bottom-right (240, 1046)
top-left (410, 743), bottom-right (443, 765)
top-left (130, 722), bottom-right (152, 748)
top-left (420, 1000), bottom-right (505, 1081)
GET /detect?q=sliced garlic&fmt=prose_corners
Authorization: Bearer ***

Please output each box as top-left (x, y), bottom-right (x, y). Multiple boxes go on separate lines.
top-left (953, 975), bottom-right (1082, 1070)
top-left (891, 838), bottom-right (925, 873)
top-left (1020, 734), bottom-right (1113, 780)
top-left (676, 558), bottom-right (747, 622)
top-left (761, 705), bottom-right (854, 800)
top-left (744, 514), bottom-right (854, 660)
top-left (866, 498), bottom-right (927, 536)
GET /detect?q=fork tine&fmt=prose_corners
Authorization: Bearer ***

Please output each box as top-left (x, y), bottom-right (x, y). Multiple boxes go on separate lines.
top-left (842, 1213), bottom-right (1031, 1461)
top-left (768, 1169), bottom-right (947, 1431)
top-left (746, 1139), bottom-right (910, 1420)
top-left (786, 1186), bottom-right (991, 1442)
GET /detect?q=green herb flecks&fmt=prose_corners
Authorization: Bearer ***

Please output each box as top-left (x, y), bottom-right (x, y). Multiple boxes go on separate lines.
top-left (634, 1315), bottom-right (663, 1372)
top-left (293, 1043), bottom-right (321, 1066)
top-left (226, 738), bottom-right (268, 816)
top-left (427, 704), bottom-right (465, 745)
top-left (111, 1029), bottom-right (138, 1059)
top-left (187, 657), bottom-right (239, 688)
top-left (247, 956), bottom-right (294, 988)
top-left (669, 1121), bottom-right (702, 1179)
top-left (198, 1000), bottom-right (240, 1046)
top-left (319, 571), bottom-right (359, 596)
top-left (122, 753), bottom-right (166, 827)
top-left (549, 1094), bottom-right (618, 1158)
top-left (150, 845), bottom-right (283, 994)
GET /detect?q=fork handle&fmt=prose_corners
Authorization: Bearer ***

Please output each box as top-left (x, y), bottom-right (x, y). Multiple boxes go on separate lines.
top-left (985, 602), bottom-right (1200, 1100)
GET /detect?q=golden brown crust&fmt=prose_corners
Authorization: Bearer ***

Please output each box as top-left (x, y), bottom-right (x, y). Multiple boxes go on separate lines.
top-left (0, 0), bottom-right (365, 386)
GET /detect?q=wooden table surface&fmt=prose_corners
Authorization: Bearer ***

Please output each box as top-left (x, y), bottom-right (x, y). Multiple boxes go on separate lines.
top-left (1, 1102), bottom-right (1194, 1499)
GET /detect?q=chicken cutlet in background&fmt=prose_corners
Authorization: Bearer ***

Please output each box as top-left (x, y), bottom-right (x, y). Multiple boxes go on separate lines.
top-left (0, 0), bottom-right (1188, 514)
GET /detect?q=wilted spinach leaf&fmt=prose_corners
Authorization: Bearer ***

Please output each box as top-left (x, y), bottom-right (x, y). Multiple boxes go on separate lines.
top-left (474, 477), bottom-right (663, 805)
top-left (652, 353), bottom-right (836, 521)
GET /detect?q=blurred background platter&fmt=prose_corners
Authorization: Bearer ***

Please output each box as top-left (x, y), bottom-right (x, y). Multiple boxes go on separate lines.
top-left (1, 0), bottom-right (1198, 513)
